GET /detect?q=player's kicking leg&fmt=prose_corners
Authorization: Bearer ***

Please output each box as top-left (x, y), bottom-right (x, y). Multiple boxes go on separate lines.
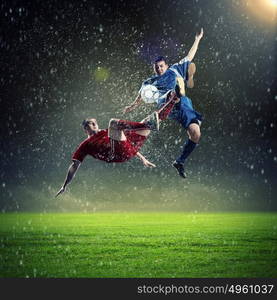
top-left (141, 91), bottom-right (179, 133)
top-left (108, 92), bottom-right (178, 140)
top-left (156, 91), bottom-right (180, 121)
top-left (108, 115), bottom-right (160, 140)
top-left (140, 111), bottom-right (160, 132)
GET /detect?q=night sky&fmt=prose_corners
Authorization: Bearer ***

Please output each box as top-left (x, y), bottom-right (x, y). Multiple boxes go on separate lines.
top-left (1, 0), bottom-right (276, 212)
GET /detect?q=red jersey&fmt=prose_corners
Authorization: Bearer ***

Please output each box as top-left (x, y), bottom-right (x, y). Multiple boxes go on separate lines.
top-left (72, 129), bottom-right (147, 163)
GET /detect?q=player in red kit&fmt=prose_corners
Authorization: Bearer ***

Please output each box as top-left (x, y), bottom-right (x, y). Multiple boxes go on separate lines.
top-left (55, 92), bottom-right (178, 197)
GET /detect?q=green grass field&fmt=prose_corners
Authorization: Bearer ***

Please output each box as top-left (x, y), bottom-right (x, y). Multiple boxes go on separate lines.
top-left (0, 212), bottom-right (276, 278)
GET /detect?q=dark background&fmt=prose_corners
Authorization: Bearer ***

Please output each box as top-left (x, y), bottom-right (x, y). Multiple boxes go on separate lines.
top-left (0, 0), bottom-right (276, 212)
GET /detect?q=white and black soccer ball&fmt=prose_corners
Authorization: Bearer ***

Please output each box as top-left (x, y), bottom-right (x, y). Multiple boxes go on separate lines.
top-left (140, 84), bottom-right (160, 104)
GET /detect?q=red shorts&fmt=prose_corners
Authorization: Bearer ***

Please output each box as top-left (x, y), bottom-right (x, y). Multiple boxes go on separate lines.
top-left (108, 130), bottom-right (147, 162)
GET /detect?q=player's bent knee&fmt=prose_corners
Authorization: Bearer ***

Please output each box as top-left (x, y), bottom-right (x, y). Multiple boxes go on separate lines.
top-left (188, 126), bottom-right (201, 143)
top-left (108, 127), bottom-right (127, 141)
top-left (109, 118), bottom-right (120, 129)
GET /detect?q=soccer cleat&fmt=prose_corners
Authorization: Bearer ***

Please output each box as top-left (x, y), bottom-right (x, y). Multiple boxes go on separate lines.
top-left (187, 62), bottom-right (196, 88)
top-left (141, 111), bottom-right (160, 131)
top-left (172, 161), bottom-right (187, 178)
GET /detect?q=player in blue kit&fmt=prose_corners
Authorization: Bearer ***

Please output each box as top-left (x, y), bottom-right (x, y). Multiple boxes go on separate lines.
top-left (124, 28), bottom-right (204, 178)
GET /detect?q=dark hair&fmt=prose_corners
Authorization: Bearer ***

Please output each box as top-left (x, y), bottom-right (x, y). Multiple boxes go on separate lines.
top-left (154, 56), bottom-right (167, 64)
top-left (82, 119), bottom-right (89, 129)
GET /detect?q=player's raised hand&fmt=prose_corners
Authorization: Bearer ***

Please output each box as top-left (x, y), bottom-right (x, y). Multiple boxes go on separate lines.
top-left (196, 28), bottom-right (203, 40)
top-left (55, 186), bottom-right (66, 197)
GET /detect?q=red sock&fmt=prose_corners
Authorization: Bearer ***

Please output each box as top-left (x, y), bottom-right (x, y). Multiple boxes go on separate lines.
top-left (157, 97), bottom-right (177, 121)
top-left (116, 120), bottom-right (148, 130)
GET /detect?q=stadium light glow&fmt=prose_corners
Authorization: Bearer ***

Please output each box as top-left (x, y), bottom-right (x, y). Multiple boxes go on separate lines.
top-left (242, 0), bottom-right (277, 24)
top-left (269, 0), bottom-right (277, 6)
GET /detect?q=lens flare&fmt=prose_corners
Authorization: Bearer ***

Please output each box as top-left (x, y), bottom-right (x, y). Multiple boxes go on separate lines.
top-left (94, 67), bottom-right (110, 81)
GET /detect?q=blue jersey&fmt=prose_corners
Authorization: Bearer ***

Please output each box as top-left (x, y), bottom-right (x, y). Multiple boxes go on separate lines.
top-left (140, 57), bottom-right (202, 129)
top-left (140, 57), bottom-right (191, 102)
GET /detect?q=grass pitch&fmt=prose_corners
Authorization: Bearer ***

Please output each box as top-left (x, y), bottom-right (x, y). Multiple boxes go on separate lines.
top-left (0, 212), bottom-right (276, 278)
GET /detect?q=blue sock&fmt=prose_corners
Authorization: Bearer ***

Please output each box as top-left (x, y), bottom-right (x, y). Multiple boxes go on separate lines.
top-left (176, 139), bottom-right (197, 164)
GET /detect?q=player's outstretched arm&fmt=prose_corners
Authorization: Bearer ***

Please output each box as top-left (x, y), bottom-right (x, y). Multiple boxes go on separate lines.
top-left (55, 160), bottom-right (81, 197)
top-left (186, 28), bottom-right (204, 62)
top-left (136, 152), bottom-right (156, 168)
top-left (123, 94), bottom-right (143, 114)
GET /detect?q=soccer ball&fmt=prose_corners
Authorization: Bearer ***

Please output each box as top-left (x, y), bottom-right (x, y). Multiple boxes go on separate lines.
top-left (140, 84), bottom-right (160, 104)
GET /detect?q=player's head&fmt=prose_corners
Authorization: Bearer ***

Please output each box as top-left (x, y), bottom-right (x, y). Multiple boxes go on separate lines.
top-left (153, 56), bottom-right (169, 76)
top-left (82, 118), bottom-right (99, 136)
